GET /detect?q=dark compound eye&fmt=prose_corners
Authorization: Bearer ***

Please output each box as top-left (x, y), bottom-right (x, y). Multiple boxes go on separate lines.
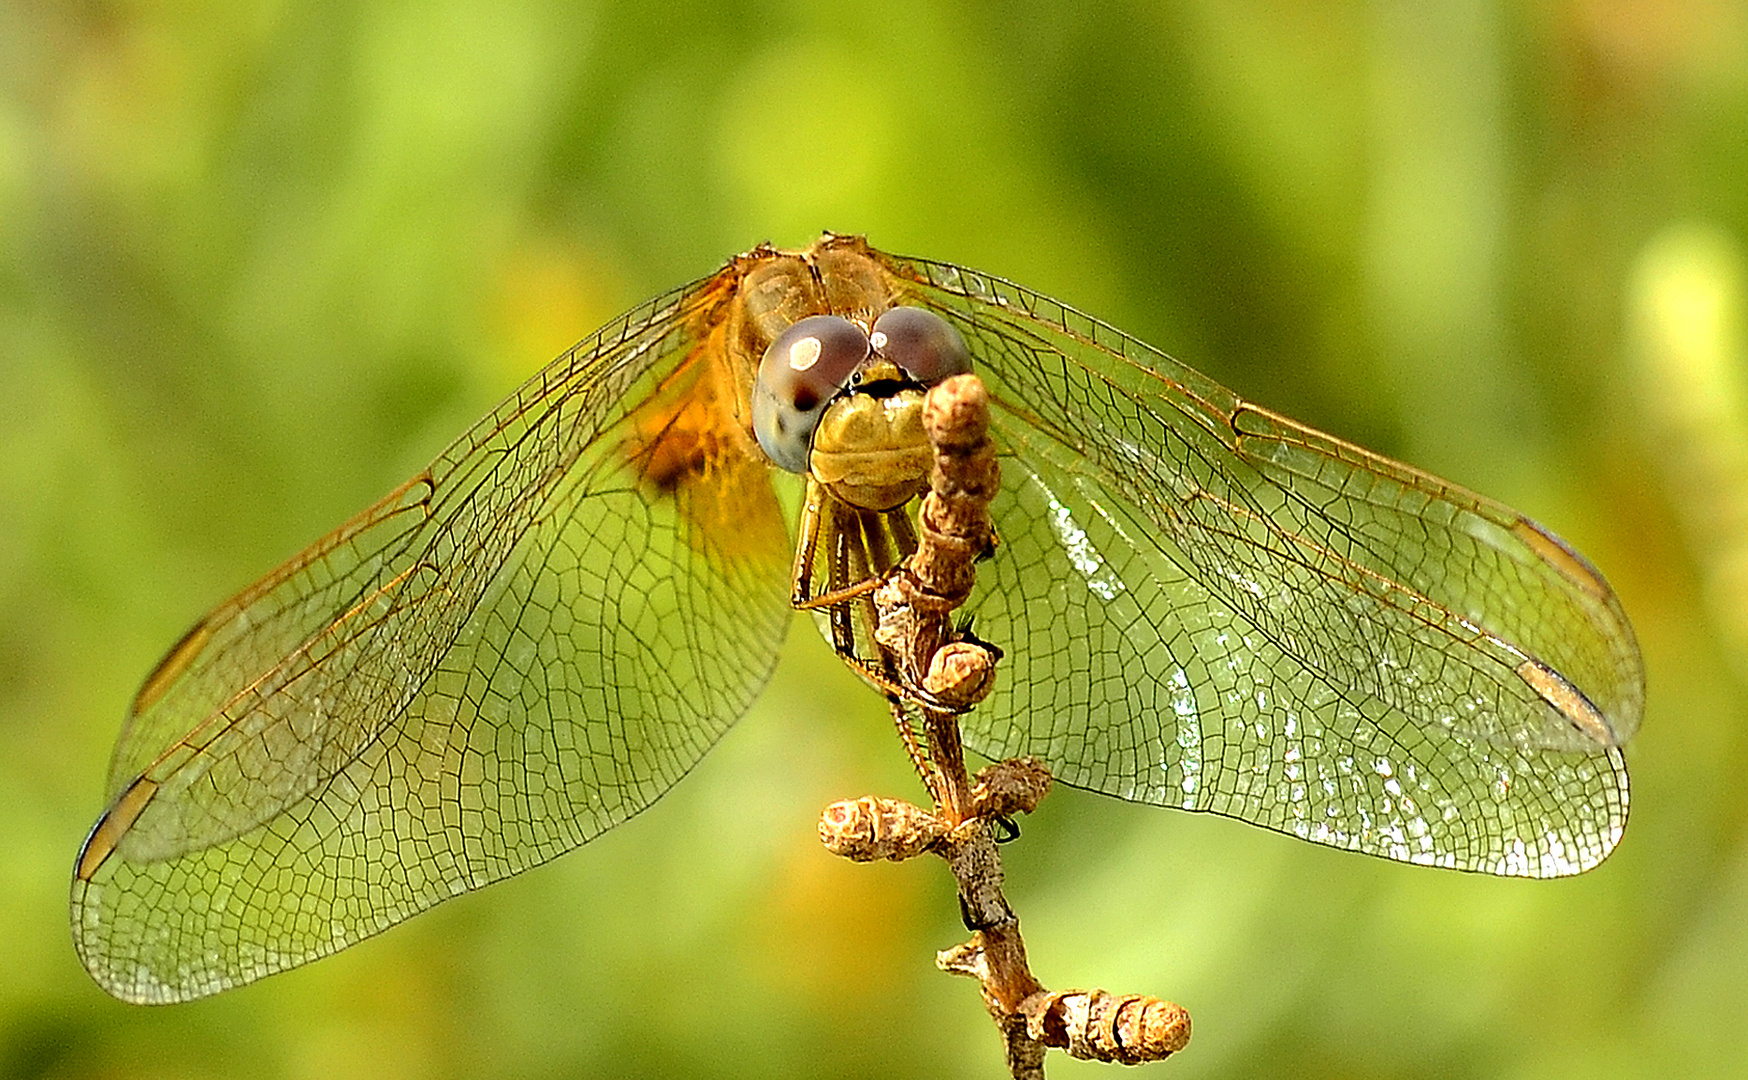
top-left (751, 315), bottom-right (871, 472)
top-left (870, 306), bottom-right (972, 384)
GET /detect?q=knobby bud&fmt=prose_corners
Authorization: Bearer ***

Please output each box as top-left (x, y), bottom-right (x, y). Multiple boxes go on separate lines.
top-left (818, 796), bottom-right (946, 862)
top-left (1022, 988), bottom-right (1192, 1064)
top-left (924, 640), bottom-right (1000, 708)
top-left (971, 757), bottom-right (1052, 819)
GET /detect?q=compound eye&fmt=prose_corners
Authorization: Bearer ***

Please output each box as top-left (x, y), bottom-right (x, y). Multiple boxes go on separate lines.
top-left (871, 306), bottom-right (972, 384)
top-left (752, 315), bottom-right (870, 472)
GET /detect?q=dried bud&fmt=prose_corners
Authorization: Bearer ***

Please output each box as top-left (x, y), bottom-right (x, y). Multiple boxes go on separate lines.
top-left (922, 374), bottom-right (992, 452)
top-left (1022, 989), bottom-right (1191, 1064)
top-left (818, 796), bottom-right (946, 862)
top-left (972, 757), bottom-right (1052, 818)
top-left (923, 640), bottom-right (1000, 708)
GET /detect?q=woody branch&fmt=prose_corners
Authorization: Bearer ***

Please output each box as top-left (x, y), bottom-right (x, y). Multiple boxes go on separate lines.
top-left (820, 373), bottom-right (1190, 1077)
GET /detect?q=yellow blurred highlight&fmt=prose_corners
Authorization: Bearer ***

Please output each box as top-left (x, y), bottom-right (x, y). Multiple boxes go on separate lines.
top-left (744, 826), bottom-right (924, 1006)
top-left (1629, 222), bottom-right (1748, 665)
top-left (484, 236), bottom-right (623, 383)
top-left (1571, 0), bottom-right (1748, 87)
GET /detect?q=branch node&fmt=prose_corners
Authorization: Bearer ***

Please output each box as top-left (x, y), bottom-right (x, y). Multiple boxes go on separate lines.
top-left (972, 757), bottom-right (1053, 818)
top-left (936, 939), bottom-right (990, 980)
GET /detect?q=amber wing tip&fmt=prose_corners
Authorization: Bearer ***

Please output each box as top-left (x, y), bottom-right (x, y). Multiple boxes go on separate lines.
top-left (75, 775), bottom-right (159, 882)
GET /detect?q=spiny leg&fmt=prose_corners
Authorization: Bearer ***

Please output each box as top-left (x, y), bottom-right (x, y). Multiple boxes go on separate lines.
top-left (789, 480), bottom-right (955, 799)
top-left (887, 697), bottom-right (941, 807)
top-left (789, 477), bottom-right (829, 607)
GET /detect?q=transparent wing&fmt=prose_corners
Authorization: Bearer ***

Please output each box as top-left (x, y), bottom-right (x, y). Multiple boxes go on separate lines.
top-left (883, 254), bottom-right (1641, 877)
top-left (71, 271), bottom-right (794, 1002)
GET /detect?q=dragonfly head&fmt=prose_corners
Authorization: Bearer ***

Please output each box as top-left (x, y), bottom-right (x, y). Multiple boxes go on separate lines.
top-left (752, 306), bottom-right (972, 511)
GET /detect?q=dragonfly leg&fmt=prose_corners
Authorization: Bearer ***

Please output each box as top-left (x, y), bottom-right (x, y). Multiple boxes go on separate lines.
top-left (887, 697), bottom-right (941, 807)
top-left (796, 497), bottom-right (919, 612)
top-left (789, 477), bottom-right (827, 607)
top-left (797, 575), bottom-right (882, 611)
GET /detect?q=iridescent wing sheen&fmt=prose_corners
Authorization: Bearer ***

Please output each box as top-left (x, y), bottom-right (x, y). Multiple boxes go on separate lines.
top-left (71, 270), bottom-right (794, 1002)
top-left (880, 253), bottom-right (1642, 877)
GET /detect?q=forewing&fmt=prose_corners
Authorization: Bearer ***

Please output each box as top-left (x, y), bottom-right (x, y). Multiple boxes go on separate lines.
top-left (882, 254), bottom-right (1641, 877)
top-left (71, 275), bottom-right (794, 1001)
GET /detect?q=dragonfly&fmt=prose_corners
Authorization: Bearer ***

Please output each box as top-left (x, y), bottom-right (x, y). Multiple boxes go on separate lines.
top-left (72, 233), bottom-right (1643, 1004)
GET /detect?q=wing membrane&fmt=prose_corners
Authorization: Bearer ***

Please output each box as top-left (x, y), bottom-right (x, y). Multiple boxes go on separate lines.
top-left (883, 253), bottom-right (1640, 876)
top-left (72, 274), bottom-right (793, 1002)
top-left (72, 234), bottom-right (1648, 1006)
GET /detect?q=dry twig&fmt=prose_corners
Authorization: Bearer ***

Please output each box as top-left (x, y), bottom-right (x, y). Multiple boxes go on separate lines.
top-left (820, 373), bottom-right (1190, 1076)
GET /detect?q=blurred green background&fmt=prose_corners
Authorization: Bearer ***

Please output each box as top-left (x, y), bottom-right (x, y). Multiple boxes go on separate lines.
top-left (3, 0), bottom-right (1745, 1077)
